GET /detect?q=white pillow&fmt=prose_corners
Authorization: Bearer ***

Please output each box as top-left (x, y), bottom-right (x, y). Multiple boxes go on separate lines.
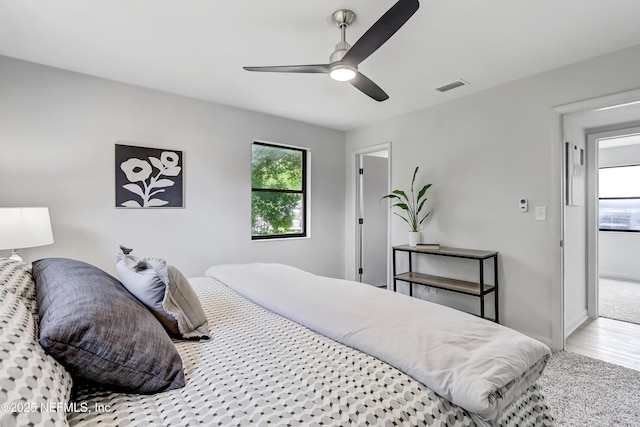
top-left (116, 247), bottom-right (210, 339)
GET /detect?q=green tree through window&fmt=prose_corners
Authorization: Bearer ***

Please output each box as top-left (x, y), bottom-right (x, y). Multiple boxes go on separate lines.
top-left (251, 142), bottom-right (307, 239)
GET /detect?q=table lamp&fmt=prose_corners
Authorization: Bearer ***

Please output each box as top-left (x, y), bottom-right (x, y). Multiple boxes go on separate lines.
top-left (0, 207), bottom-right (54, 262)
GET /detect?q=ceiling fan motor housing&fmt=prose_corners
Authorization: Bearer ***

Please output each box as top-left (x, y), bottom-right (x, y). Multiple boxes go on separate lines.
top-left (330, 9), bottom-right (356, 63)
top-left (330, 40), bottom-right (351, 63)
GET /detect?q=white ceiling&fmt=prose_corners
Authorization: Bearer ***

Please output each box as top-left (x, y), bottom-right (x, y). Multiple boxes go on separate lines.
top-left (2, 1), bottom-right (640, 131)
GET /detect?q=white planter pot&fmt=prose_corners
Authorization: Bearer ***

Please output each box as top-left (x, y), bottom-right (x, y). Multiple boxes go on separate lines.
top-left (408, 231), bottom-right (422, 247)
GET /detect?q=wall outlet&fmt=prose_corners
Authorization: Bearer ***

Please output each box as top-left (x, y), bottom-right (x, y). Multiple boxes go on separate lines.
top-left (519, 198), bottom-right (528, 212)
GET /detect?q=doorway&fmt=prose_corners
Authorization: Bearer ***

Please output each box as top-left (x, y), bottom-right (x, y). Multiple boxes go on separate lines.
top-left (559, 93), bottom-right (640, 349)
top-left (589, 129), bottom-right (640, 325)
top-left (560, 98), bottom-right (640, 369)
top-left (355, 146), bottom-right (390, 287)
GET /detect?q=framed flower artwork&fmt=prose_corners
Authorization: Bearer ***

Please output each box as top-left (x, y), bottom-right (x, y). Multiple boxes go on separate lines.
top-left (115, 143), bottom-right (184, 208)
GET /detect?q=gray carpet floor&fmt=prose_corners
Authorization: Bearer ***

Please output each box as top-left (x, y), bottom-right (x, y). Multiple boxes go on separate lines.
top-left (538, 351), bottom-right (640, 426)
top-left (599, 278), bottom-right (640, 325)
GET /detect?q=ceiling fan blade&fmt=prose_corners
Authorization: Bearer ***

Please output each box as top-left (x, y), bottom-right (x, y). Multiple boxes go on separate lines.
top-left (350, 72), bottom-right (389, 102)
top-left (243, 64), bottom-right (331, 73)
top-left (342, 0), bottom-right (419, 66)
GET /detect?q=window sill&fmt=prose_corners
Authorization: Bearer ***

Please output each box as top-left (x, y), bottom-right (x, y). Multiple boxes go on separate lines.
top-left (251, 235), bottom-right (310, 242)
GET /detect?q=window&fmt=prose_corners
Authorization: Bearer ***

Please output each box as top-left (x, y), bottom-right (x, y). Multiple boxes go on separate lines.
top-left (251, 142), bottom-right (307, 239)
top-left (599, 164), bottom-right (640, 232)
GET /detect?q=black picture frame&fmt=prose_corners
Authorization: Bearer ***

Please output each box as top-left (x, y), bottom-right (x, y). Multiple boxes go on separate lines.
top-left (115, 143), bottom-right (184, 208)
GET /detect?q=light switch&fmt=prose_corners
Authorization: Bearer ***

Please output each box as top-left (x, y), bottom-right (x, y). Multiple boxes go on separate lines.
top-left (535, 206), bottom-right (547, 221)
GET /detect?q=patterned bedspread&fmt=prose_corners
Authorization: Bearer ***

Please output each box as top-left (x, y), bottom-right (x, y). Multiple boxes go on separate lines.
top-left (68, 277), bottom-right (555, 426)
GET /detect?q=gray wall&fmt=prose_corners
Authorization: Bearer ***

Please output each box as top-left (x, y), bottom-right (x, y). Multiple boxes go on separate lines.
top-left (344, 43), bottom-right (640, 346)
top-left (0, 56), bottom-right (346, 278)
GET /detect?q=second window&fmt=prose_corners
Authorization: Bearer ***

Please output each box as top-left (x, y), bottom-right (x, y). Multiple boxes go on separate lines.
top-left (251, 141), bottom-right (308, 239)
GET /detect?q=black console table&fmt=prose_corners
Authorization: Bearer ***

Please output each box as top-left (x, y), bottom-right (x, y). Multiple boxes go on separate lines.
top-left (392, 245), bottom-right (499, 322)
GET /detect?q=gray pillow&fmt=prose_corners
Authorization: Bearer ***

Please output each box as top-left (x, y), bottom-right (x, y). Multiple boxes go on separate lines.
top-left (32, 258), bottom-right (185, 394)
top-left (116, 246), bottom-right (210, 340)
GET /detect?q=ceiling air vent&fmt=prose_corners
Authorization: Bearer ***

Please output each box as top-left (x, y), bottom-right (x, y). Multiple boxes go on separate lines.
top-left (436, 79), bottom-right (469, 93)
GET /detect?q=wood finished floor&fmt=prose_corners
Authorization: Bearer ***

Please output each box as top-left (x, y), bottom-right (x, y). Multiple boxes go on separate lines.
top-left (566, 316), bottom-right (640, 371)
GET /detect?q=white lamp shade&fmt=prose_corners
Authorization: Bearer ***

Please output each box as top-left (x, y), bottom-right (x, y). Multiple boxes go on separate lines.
top-left (0, 207), bottom-right (54, 250)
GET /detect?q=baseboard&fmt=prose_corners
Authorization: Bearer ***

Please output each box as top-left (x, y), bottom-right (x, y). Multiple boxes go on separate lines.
top-left (599, 274), bottom-right (640, 283)
top-left (565, 309), bottom-right (588, 337)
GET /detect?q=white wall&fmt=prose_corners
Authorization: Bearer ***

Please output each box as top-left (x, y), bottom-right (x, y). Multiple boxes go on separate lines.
top-left (345, 43), bottom-right (640, 347)
top-left (599, 232), bottom-right (640, 280)
top-left (0, 56), bottom-right (346, 278)
top-left (599, 143), bottom-right (640, 281)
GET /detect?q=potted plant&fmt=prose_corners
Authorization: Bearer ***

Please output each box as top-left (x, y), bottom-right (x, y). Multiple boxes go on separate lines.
top-left (381, 166), bottom-right (432, 246)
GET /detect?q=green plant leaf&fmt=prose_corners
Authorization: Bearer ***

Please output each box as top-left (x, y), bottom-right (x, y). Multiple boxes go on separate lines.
top-left (392, 203), bottom-right (410, 211)
top-left (411, 166), bottom-right (419, 189)
top-left (392, 189), bottom-right (409, 202)
top-left (416, 183), bottom-right (432, 203)
top-left (384, 166), bottom-right (432, 232)
top-left (419, 210), bottom-right (432, 225)
top-left (416, 199), bottom-right (427, 214)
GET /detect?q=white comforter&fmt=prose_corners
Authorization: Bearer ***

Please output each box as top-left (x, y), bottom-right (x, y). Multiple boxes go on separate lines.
top-left (206, 263), bottom-right (551, 422)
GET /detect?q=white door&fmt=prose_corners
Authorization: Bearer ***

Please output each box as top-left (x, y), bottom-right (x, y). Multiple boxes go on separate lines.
top-left (356, 149), bottom-right (389, 286)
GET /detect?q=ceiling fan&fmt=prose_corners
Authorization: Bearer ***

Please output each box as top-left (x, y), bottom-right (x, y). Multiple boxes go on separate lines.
top-left (243, 0), bottom-right (420, 102)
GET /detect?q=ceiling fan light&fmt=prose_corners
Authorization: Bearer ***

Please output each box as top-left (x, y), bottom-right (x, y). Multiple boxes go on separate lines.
top-left (329, 65), bottom-right (356, 81)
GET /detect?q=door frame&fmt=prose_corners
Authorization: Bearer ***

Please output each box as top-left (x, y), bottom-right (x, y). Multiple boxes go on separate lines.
top-left (354, 142), bottom-right (391, 286)
top-left (555, 88), bottom-right (640, 349)
top-left (586, 126), bottom-right (640, 318)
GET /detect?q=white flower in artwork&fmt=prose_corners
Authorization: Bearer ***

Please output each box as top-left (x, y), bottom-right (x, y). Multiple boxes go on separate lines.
top-left (161, 151), bottom-right (179, 168)
top-left (120, 152), bottom-right (181, 208)
top-left (120, 158), bottom-right (152, 182)
top-left (149, 151), bottom-right (181, 177)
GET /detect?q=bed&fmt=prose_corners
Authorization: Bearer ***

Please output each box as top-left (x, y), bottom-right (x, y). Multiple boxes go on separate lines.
top-left (0, 257), bottom-right (555, 427)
